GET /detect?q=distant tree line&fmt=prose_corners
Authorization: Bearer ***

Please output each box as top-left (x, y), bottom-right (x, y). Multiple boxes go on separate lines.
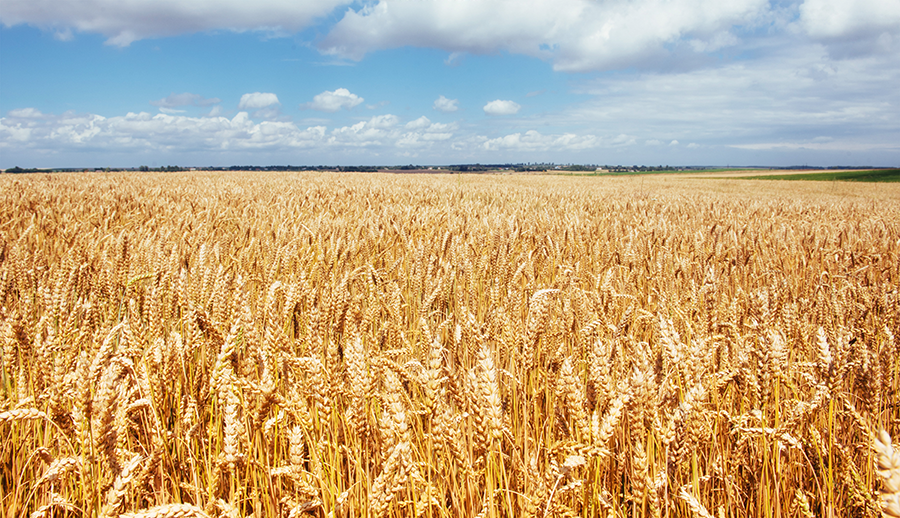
top-left (138, 165), bottom-right (185, 172)
top-left (3, 164), bottom-right (890, 174)
top-left (4, 166), bottom-right (47, 173)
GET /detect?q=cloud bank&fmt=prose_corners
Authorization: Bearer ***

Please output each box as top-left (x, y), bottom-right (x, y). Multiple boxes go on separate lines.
top-left (318, 0), bottom-right (768, 71)
top-left (3, 0), bottom-right (898, 71)
top-left (799, 0), bottom-right (900, 40)
top-left (798, 0), bottom-right (900, 57)
top-left (0, 0), bottom-right (351, 46)
top-left (0, 107), bottom-right (648, 162)
top-left (3, 100), bottom-right (897, 166)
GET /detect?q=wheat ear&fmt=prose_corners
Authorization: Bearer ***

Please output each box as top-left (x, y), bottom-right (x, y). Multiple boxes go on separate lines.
top-left (101, 454), bottom-right (144, 518)
top-left (874, 430), bottom-right (900, 517)
top-left (0, 408), bottom-right (50, 423)
top-left (120, 503), bottom-right (210, 518)
top-left (678, 486), bottom-right (714, 518)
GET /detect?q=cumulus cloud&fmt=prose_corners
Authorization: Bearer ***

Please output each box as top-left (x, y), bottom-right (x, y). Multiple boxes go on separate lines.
top-left (321, 113), bottom-right (456, 151)
top-left (328, 114), bottom-right (399, 146)
top-left (483, 100), bottom-right (521, 116)
top-left (406, 116), bottom-right (432, 130)
top-left (303, 88), bottom-right (364, 112)
top-left (238, 92), bottom-right (280, 110)
top-left (433, 95), bottom-right (459, 113)
top-left (398, 117), bottom-right (456, 148)
top-left (151, 92), bottom-right (221, 109)
top-left (319, 0), bottom-right (768, 72)
top-left (0, 0), bottom-right (352, 46)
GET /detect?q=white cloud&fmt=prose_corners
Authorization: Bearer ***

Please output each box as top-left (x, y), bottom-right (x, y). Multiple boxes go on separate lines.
top-left (433, 95), bottom-right (459, 113)
top-left (151, 92), bottom-right (221, 109)
top-left (557, 41), bottom-right (900, 157)
top-left (5, 34), bottom-right (900, 168)
top-left (238, 92), bottom-right (280, 110)
top-left (327, 114), bottom-right (399, 147)
top-left (397, 118), bottom-right (456, 148)
top-left (797, 0), bottom-right (900, 57)
top-left (483, 131), bottom-right (577, 151)
top-left (0, 0), bottom-right (352, 46)
top-left (319, 0), bottom-right (768, 72)
top-left (610, 134), bottom-right (637, 147)
top-left (8, 108), bottom-right (45, 118)
top-left (406, 116), bottom-right (431, 130)
top-left (799, 0), bottom-right (900, 40)
top-left (0, 109), bottom-right (328, 155)
top-left (53, 27), bottom-right (73, 41)
top-left (688, 31), bottom-right (739, 53)
top-left (483, 100), bottom-right (521, 116)
top-left (303, 88), bottom-right (364, 112)
top-left (0, 108), bottom-right (463, 162)
top-left (480, 130), bottom-right (636, 152)
top-left (730, 140), bottom-right (898, 152)
top-left (367, 114), bottom-right (399, 129)
top-left (158, 107), bottom-right (186, 115)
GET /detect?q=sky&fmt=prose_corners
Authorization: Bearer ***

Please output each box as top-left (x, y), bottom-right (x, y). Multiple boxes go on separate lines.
top-left (1, 0), bottom-right (899, 168)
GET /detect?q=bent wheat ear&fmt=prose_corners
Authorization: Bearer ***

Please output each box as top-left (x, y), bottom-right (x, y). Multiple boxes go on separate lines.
top-left (119, 503), bottom-right (210, 518)
top-left (101, 454), bottom-right (144, 518)
top-left (874, 430), bottom-right (900, 517)
top-left (678, 486), bottom-right (714, 518)
top-left (0, 408), bottom-right (50, 423)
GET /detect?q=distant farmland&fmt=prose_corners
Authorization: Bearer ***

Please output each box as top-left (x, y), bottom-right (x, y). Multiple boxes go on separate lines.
top-left (717, 168), bottom-right (900, 182)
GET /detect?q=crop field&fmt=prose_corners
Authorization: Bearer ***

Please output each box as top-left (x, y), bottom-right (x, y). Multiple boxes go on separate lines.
top-left (1, 171), bottom-right (899, 518)
top-left (717, 170), bottom-right (900, 183)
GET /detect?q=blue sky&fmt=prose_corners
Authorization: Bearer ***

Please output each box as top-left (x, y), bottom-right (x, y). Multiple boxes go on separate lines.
top-left (1, 0), bottom-right (899, 168)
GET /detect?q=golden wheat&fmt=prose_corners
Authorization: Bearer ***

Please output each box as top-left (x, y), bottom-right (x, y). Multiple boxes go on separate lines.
top-left (1, 170), bottom-right (898, 517)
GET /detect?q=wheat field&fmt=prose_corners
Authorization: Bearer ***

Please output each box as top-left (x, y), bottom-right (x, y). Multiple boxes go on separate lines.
top-left (1, 171), bottom-right (899, 518)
